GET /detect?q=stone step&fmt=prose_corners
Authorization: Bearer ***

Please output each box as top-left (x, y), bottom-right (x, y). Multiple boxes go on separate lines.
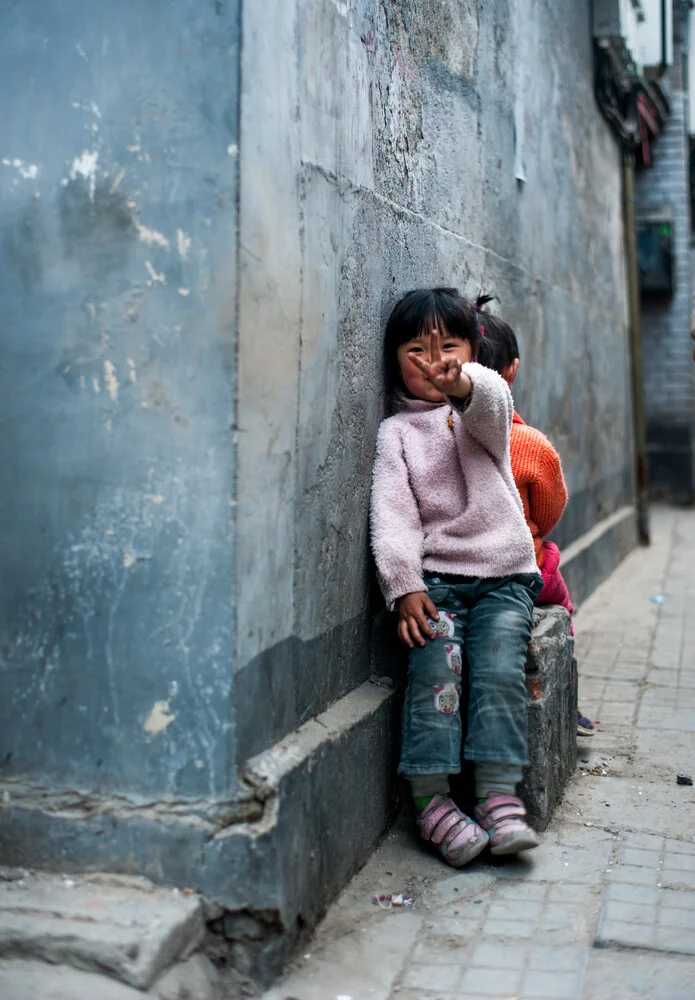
top-left (0, 870), bottom-right (204, 990)
top-left (0, 954), bottom-right (222, 1000)
top-left (0, 959), bottom-right (145, 1000)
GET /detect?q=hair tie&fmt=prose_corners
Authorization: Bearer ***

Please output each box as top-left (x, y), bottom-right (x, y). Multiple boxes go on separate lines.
top-left (480, 324), bottom-right (485, 336)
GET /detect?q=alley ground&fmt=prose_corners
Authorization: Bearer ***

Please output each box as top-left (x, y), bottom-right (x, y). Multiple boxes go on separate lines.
top-left (265, 506), bottom-right (695, 1000)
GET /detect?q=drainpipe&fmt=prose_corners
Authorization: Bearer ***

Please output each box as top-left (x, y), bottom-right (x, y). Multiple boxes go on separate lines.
top-left (622, 151), bottom-right (651, 545)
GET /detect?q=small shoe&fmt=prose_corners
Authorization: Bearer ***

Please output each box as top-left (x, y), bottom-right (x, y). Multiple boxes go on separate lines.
top-left (417, 794), bottom-right (489, 867)
top-left (577, 711), bottom-right (595, 737)
top-left (474, 793), bottom-right (539, 856)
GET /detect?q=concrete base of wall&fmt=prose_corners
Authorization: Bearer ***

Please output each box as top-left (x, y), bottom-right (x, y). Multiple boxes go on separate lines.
top-left (560, 505), bottom-right (638, 608)
top-left (521, 607), bottom-right (578, 830)
top-left (0, 681), bottom-right (397, 987)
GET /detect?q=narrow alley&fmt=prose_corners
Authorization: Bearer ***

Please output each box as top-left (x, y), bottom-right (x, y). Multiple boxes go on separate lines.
top-left (264, 507), bottom-right (695, 1000)
top-left (1, 3), bottom-right (694, 998)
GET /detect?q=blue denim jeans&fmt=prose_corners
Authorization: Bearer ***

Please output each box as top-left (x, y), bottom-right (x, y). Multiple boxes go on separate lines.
top-left (398, 572), bottom-right (542, 777)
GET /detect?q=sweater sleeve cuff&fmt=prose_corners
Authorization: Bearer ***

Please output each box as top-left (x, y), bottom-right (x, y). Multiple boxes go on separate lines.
top-left (448, 384), bottom-right (473, 412)
top-left (381, 570), bottom-right (428, 612)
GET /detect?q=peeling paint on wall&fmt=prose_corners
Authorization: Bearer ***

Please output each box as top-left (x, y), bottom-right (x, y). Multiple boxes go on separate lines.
top-left (143, 699), bottom-right (175, 735)
top-left (103, 360), bottom-right (119, 403)
top-left (68, 150), bottom-right (99, 199)
top-left (145, 260), bottom-right (165, 284)
top-left (135, 224), bottom-right (169, 248)
top-left (1, 158), bottom-right (40, 180)
top-left (176, 228), bottom-right (191, 260)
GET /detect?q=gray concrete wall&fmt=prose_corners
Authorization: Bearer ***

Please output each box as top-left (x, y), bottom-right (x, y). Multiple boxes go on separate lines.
top-left (235, 0), bottom-right (634, 765)
top-left (636, 2), bottom-right (695, 503)
top-left (0, 0), bottom-right (240, 800)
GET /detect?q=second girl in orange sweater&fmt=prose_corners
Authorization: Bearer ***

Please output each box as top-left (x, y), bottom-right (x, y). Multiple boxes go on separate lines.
top-left (476, 295), bottom-right (594, 737)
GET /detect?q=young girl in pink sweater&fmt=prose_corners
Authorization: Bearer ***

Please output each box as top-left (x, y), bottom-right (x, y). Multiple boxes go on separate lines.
top-left (371, 288), bottom-right (543, 867)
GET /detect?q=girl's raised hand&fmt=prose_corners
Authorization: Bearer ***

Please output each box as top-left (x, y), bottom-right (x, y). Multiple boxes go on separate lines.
top-left (411, 330), bottom-right (471, 398)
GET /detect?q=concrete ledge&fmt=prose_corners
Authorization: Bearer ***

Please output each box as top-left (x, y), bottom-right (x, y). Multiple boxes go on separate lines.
top-left (521, 606), bottom-right (577, 830)
top-left (0, 680), bottom-right (397, 986)
top-left (560, 505), bottom-right (637, 608)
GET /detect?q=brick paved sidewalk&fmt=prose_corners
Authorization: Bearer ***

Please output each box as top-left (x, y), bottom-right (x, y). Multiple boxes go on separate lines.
top-left (265, 507), bottom-right (695, 1000)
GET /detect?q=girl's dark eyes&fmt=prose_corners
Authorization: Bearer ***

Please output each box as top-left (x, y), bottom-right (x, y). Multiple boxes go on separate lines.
top-left (408, 342), bottom-right (459, 352)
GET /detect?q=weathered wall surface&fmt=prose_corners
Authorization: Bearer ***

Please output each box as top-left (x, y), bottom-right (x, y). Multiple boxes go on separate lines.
top-left (0, 0), bottom-right (240, 799)
top-left (636, 4), bottom-right (695, 503)
top-left (235, 0), bottom-right (633, 765)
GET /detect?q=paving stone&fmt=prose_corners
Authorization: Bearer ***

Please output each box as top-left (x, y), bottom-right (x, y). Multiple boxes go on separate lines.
top-left (389, 991), bottom-right (458, 1000)
top-left (596, 883), bottom-right (695, 956)
top-left (402, 962), bottom-right (462, 991)
top-left (468, 942), bottom-right (527, 969)
top-left (491, 880), bottom-right (547, 902)
top-left (411, 936), bottom-right (472, 964)
top-left (604, 882), bottom-right (660, 906)
top-left (490, 831), bottom-right (612, 886)
top-left (460, 965), bottom-right (522, 994)
top-left (522, 968), bottom-right (583, 998)
top-left (620, 848), bottom-right (661, 867)
top-left (622, 833), bottom-right (664, 852)
top-left (564, 776), bottom-right (695, 839)
top-left (601, 899), bottom-right (654, 925)
top-left (485, 899), bottom-right (543, 923)
top-left (424, 870), bottom-right (496, 909)
top-left (423, 915), bottom-right (481, 939)
top-left (661, 888), bottom-right (695, 914)
top-left (665, 839), bottom-right (695, 855)
top-left (528, 946), bottom-right (587, 972)
top-left (607, 864), bottom-right (659, 886)
top-left (479, 917), bottom-right (537, 939)
top-left (596, 918), bottom-right (657, 949)
top-left (536, 902), bottom-right (597, 946)
top-left (0, 873), bottom-right (203, 990)
top-left (583, 950), bottom-right (694, 999)
top-left (546, 884), bottom-right (597, 905)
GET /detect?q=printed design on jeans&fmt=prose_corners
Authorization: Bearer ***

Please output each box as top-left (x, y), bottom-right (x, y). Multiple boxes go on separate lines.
top-left (445, 643), bottom-right (462, 676)
top-left (426, 612), bottom-right (455, 638)
top-left (433, 682), bottom-right (460, 715)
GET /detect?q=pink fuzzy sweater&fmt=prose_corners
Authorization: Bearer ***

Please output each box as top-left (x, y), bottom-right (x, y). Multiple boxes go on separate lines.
top-left (371, 362), bottom-right (538, 609)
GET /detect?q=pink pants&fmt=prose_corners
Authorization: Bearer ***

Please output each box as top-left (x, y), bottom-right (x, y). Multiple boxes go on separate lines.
top-left (537, 541), bottom-right (574, 636)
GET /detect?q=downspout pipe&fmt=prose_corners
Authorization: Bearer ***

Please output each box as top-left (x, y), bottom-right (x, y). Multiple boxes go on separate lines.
top-left (622, 151), bottom-right (651, 545)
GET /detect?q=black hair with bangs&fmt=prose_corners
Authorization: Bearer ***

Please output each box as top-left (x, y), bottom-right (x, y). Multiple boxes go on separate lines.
top-left (383, 287), bottom-right (488, 398)
top-left (474, 293), bottom-right (520, 376)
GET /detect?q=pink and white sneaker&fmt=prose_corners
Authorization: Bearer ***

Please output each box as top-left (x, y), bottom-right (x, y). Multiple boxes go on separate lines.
top-left (417, 794), bottom-right (489, 867)
top-left (474, 794), bottom-right (539, 855)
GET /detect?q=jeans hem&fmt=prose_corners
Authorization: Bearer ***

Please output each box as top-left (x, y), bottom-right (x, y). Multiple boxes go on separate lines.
top-left (398, 765), bottom-right (462, 777)
top-left (463, 751), bottom-right (528, 766)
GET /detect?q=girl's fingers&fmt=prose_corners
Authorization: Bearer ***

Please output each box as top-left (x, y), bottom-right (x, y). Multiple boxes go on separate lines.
top-left (429, 329), bottom-right (442, 364)
top-left (408, 616), bottom-right (427, 647)
top-left (415, 608), bottom-right (435, 640)
top-left (411, 355), bottom-right (430, 373)
top-left (423, 596), bottom-right (439, 620)
top-left (398, 619), bottom-right (414, 648)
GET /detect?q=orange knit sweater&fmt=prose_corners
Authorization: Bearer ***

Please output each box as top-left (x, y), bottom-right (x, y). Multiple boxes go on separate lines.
top-left (510, 412), bottom-right (568, 569)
